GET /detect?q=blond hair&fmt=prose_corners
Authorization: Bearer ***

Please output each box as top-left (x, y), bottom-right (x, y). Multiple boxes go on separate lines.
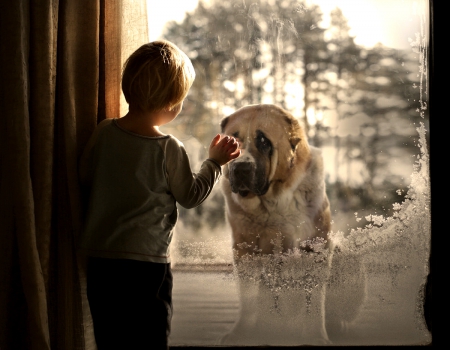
top-left (121, 40), bottom-right (195, 113)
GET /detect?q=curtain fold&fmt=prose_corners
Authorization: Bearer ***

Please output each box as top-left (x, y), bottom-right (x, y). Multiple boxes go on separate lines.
top-left (98, 0), bottom-right (122, 123)
top-left (0, 0), bottom-right (147, 348)
top-left (0, 1), bottom-right (51, 348)
top-left (52, 2), bottom-right (100, 348)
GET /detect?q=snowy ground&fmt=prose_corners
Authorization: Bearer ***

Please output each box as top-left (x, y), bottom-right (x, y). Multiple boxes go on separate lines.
top-left (169, 255), bottom-right (430, 347)
top-left (169, 125), bottom-right (431, 347)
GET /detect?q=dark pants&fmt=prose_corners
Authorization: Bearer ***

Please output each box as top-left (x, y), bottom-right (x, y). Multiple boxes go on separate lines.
top-left (86, 257), bottom-right (173, 350)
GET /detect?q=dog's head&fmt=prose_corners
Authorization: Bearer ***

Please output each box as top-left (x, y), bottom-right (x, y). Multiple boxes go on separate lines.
top-left (220, 104), bottom-right (311, 198)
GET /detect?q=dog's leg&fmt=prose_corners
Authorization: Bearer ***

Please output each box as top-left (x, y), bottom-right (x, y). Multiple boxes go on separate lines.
top-left (279, 254), bottom-right (331, 345)
top-left (222, 255), bottom-right (332, 346)
top-left (325, 244), bottom-right (367, 342)
top-left (298, 280), bottom-right (331, 345)
top-left (219, 267), bottom-right (262, 345)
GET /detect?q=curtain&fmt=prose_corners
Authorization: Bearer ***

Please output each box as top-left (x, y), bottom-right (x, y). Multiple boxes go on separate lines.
top-left (0, 1), bottom-right (147, 349)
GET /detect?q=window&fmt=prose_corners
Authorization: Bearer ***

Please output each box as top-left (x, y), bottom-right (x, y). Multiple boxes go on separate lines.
top-left (146, 0), bottom-right (431, 346)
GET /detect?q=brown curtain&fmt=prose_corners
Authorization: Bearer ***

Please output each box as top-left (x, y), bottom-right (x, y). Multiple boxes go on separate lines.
top-left (0, 0), bottom-right (124, 349)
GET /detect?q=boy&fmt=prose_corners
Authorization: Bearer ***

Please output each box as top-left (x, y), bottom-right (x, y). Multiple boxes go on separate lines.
top-left (79, 40), bottom-right (240, 349)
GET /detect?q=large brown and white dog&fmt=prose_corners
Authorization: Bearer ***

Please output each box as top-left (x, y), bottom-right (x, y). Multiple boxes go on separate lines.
top-left (219, 104), bottom-right (333, 345)
top-left (221, 104), bottom-right (331, 254)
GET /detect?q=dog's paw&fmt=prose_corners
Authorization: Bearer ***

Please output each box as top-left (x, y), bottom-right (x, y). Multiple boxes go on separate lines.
top-left (217, 329), bottom-right (249, 346)
top-left (302, 336), bottom-right (332, 346)
top-left (217, 332), bottom-right (230, 345)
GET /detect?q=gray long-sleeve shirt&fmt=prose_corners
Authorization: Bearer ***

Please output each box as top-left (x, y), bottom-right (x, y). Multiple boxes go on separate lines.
top-left (79, 118), bottom-right (221, 263)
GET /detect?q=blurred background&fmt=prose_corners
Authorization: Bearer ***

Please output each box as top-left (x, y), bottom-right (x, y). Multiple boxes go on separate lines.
top-left (141, 0), bottom-right (429, 261)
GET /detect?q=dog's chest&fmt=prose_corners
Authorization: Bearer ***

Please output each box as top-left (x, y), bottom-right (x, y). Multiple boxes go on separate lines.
top-left (234, 189), bottom-right (316, 239)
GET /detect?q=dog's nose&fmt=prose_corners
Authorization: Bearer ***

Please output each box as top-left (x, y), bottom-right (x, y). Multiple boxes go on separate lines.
top-left (232, 162), bottom-right (254, 179)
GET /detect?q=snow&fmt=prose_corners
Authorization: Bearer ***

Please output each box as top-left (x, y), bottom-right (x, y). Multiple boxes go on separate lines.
top-left (170, 122), bottom-right (431, 346)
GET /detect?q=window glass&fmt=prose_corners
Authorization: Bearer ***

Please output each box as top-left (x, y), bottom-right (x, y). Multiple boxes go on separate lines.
top-left (146, 0), bottom-right (431, 346)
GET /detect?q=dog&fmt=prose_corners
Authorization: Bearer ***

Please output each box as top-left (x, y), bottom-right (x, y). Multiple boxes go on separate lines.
top-left (219, 104), bottom-right (333, 345)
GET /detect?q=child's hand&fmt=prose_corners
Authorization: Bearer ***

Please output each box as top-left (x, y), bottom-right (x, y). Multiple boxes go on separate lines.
top-left (208, 134), bottom-right (241, 166)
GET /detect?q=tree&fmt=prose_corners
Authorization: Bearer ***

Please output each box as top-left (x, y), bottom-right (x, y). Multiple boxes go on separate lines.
top-left (160, 0), bottom-right (427, 233)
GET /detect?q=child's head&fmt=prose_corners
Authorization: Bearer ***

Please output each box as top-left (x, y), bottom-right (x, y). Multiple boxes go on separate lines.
top-left (122, 40), bottom-right (195, 113)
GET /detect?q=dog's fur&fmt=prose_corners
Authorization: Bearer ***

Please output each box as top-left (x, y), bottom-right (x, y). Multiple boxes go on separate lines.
top-left (220, 104), bottom-right (332, 345)
top-left (221, 104), bottom-right (331, 255)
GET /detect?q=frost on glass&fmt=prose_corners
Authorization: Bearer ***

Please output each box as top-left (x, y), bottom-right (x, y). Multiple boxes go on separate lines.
top-left (151, 0), bottom-right (432, 346)
top-left (170, 127), bottom-right (430, 346)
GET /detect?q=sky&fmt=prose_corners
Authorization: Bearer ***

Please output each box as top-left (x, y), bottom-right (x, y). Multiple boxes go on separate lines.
top-left (146, 0), bottom-right (424, 50)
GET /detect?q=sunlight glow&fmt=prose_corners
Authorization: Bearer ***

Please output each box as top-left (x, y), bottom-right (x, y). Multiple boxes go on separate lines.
top-left (310, 0), bottom-right (420, 49)
top-left (147, 0), bottom-right (418, 49)
top-left (147, 0), bottom-right (202, 41)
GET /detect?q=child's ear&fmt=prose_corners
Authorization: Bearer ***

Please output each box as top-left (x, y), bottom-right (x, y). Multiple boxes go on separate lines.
top-left (220, 117), bottom-right (229, 133)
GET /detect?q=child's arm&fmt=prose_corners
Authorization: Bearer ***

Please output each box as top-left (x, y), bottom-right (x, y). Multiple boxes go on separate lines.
top-left (164, 135), bottom-right (240, 209)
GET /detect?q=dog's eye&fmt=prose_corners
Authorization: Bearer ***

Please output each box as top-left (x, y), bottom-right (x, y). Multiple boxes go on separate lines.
top-left (256, 131), bottom-right (272, 155)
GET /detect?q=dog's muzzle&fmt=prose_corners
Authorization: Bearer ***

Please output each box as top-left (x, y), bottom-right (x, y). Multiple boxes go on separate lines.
top-left (229, 161), bottom-right (269, 197)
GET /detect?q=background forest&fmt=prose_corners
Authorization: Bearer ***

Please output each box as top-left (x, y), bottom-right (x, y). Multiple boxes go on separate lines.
top-left (156, 0), bottom-right (428, 243)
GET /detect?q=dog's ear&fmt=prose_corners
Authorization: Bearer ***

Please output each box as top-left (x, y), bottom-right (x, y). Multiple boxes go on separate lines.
top-left (283, 115), bottom-right (303, 151)
top-left (290, 137), bottom-right (301, 151)
top-left (220, 116), bottom-right (229, 133)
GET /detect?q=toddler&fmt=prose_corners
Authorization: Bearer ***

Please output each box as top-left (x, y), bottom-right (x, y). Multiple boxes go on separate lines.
top-left (79, 40), bottom-right (240, 349)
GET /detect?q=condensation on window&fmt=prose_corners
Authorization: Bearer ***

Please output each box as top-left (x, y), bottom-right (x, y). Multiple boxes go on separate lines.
top-left (146, 0), bottom-right (431, 346)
